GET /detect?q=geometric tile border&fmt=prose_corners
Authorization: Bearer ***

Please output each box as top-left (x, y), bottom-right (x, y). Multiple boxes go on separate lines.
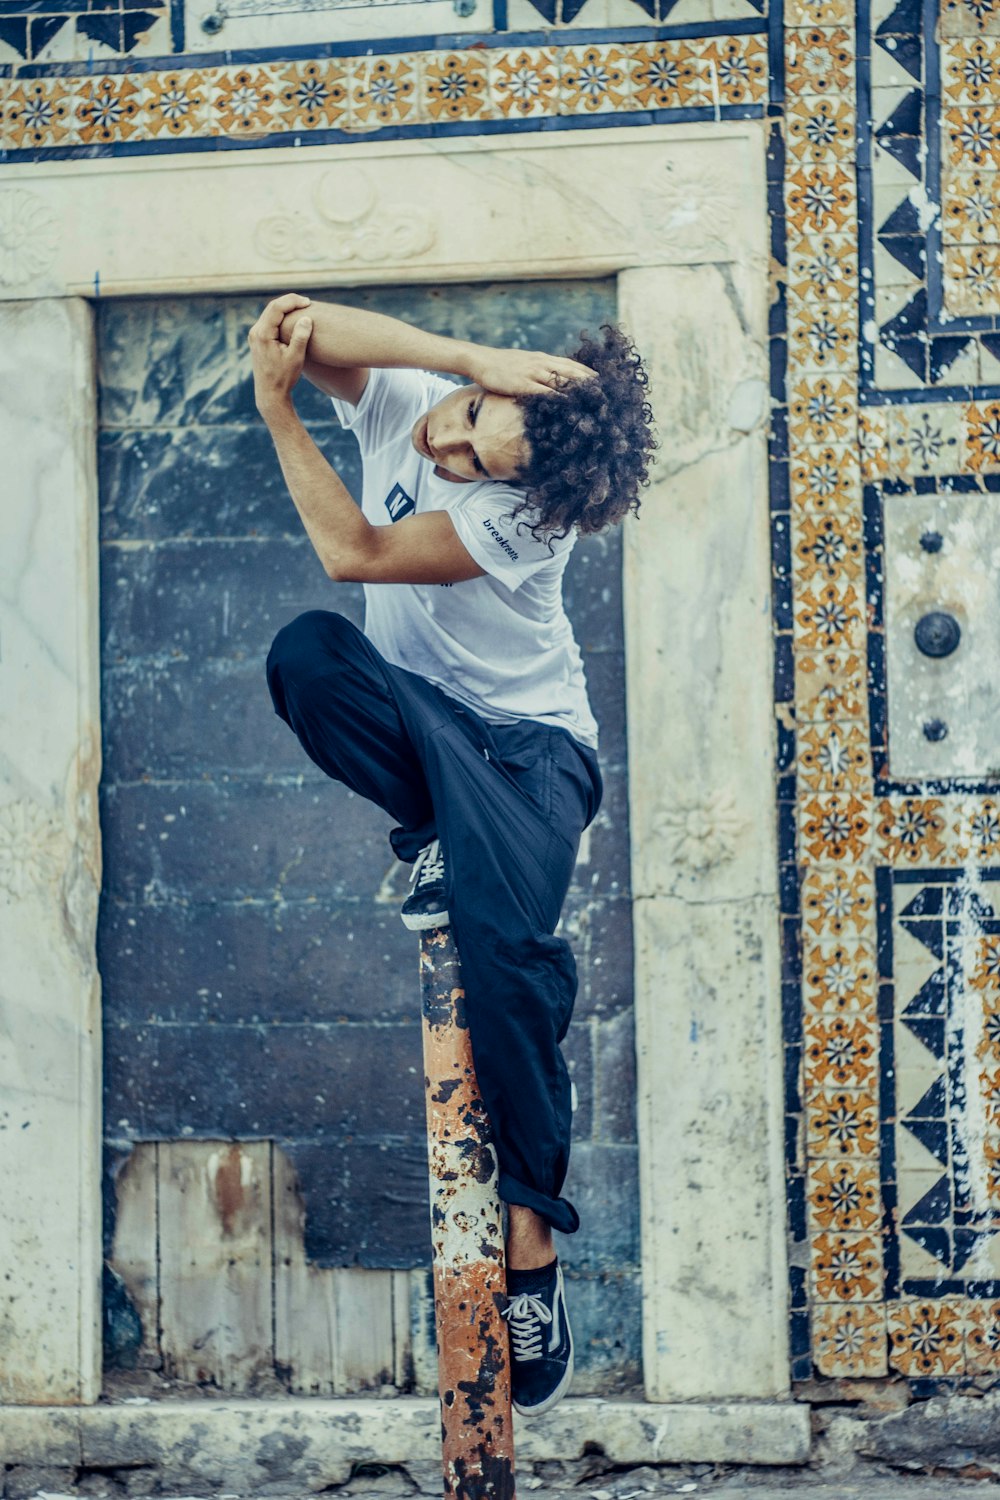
top-left (0, 32), bottom-right (770, 157)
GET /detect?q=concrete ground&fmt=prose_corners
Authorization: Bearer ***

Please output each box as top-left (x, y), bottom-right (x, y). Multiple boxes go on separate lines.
top-left (94, 1481), bottom-right (1000, 1500)
top-left (303, 1477), bottom-right (1000, 1500)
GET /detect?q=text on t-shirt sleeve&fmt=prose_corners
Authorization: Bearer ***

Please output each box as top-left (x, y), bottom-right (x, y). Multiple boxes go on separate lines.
top-left (449, 488), bottom-right (571, 593)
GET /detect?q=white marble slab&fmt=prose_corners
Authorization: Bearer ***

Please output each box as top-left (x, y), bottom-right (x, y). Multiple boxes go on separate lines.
top-left (0, 297), bottom-right (102, 1403)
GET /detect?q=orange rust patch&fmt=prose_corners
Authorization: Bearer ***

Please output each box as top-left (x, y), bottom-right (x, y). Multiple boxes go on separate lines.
top-left (212, 1143), bottom-right (247, 1236)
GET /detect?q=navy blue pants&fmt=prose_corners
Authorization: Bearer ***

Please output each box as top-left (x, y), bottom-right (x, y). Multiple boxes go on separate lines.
top-left (265, 610), bottom-right (602, 1234)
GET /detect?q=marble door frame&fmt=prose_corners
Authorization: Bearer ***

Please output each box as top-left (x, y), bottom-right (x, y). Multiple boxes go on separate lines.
top-left (0, 120), bottom-right (787, 1403)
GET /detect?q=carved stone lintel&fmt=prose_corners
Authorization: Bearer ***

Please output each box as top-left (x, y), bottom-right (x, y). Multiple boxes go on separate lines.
top-left (256, 165), bottom-right (435, 266)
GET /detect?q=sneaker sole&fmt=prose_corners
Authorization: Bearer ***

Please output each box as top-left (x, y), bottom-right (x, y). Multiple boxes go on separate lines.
top-left (400, 909), bottom-right (451, 932)
top-left (511, 1346), bottom-right (574, 1419)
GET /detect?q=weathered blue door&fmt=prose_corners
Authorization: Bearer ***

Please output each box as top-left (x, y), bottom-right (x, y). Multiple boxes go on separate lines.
top-left (98, 280), bottom-right (639, 1392)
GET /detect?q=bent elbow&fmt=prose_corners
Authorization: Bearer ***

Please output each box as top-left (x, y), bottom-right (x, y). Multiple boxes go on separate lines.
top-left (324, 552), bottom-right (368, 583)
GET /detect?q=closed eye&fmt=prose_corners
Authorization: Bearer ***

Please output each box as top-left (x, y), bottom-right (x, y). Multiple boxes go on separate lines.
top-left (468, 397), bottom-right (490, 477)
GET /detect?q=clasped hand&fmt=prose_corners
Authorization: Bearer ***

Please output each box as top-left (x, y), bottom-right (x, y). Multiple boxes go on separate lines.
top-left (248, 292), bottom-right (313, 416)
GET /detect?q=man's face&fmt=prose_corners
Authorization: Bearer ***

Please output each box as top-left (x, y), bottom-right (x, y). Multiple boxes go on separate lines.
top-left (411, 384), bottom-right (530, 485)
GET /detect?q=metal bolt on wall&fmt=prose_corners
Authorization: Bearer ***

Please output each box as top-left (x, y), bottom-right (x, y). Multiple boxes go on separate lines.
top-left (420, 929), bottom-right (515, 1500)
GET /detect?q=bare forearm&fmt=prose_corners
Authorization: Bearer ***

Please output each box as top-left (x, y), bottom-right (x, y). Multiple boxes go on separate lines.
top-left (280, 300), bottom-right (480, 379)
top-left (263, 398), bottom-right (371, 579)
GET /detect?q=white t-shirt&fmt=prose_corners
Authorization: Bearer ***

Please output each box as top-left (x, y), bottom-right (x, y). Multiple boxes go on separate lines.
top-left (329, 366), bottom-right (598, 750)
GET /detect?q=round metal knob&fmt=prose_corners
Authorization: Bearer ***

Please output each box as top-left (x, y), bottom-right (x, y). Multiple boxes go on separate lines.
top-left (920, 530), bottom-right (943, 554)
top-left (923, 719), bottom-right (948, 742)
top-left (914, 611), bottom-right (961, 658)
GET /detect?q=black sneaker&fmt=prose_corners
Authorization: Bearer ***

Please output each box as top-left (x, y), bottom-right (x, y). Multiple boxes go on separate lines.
top-left (400, 838), bottom-right (449, 931)
top-left (501, 1260), bottom-right (574, 1417)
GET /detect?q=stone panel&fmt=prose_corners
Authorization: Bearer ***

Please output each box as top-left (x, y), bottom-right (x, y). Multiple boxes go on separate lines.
top-left (0, 299), bottom-right (102, 1402)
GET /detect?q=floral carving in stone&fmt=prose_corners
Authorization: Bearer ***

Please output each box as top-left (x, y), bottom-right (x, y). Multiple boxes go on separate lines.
top-left (0, 190), bottom-right (58, 287)
top-left (256, 165), bottom-right (435, 267)
top-left (655, 786), bottom-right (745, 873)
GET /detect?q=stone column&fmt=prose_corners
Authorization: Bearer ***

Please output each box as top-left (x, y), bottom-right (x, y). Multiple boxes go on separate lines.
top-left (0, 298), bottom-right (103, 1403)
top-left (619, 264), bottom-right (789, 1399)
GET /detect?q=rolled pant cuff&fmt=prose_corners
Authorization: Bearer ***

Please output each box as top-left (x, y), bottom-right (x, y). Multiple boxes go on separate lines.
top-left (499, 1171), bottom-right (580, 1235)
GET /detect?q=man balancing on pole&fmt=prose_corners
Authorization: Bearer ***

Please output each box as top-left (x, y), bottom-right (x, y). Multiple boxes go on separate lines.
top-left (251, 291), bottom-right (655, 1417)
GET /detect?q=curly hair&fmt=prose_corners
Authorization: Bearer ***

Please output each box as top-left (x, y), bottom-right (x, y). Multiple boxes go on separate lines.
top-left (509, 323), bottom-right (657, 541)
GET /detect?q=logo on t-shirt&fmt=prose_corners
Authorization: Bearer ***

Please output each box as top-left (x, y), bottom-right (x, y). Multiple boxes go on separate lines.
top-left (384, 483), bottom-right (415, 523)
top-left (482, 516), bottom-right (519, 562)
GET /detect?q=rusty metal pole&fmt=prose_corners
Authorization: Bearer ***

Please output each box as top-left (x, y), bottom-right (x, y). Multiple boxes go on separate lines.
top-left (419, 927), bottom-right (516, 1500)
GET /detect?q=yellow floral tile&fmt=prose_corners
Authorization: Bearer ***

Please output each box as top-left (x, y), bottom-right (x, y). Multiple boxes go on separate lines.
top-left (2, 77), bottom-right (76, 149)
top-left (807, 1160), bottom-right (881, 1232)
top-left (559, 44), bottom-right (632, 115)
top-left (423, 51), bottom-right (493, 123)
top-left (875, 796), bottom-right (950, 865)
top-left (278, 61), bottom-right (349, 131)
top-left (793, 579), bottom-right (866, 652)
top-left (941, 35), bottom-right (1000, 103)
top-left (966, 1301), bottom-right (1000, 1372)
top-left (796, 718), bottom-right (871, 796)
top-left (812, 1301), bottom-right (888, 1375)
top-left (807, 1088), bottom-right (880, 1158)
top-left (795, 648), bottom-right (868, 723)
top-left (887, 1300), bottom-right (966, 1377)
top-left (858, 407), bottom-right (892, 478)
top-left (941, 0), bottom-right (1000, 36)
top-left (788, 299), bottom-right (857, 372)
top-left (802, 935), bottom-right (877, 1010)
top-left (788, 232), bottom-right (859, 303)
top-left (211, 66), bottom-right (280, 137)
top-left (789, 374), bottom-right (857, 445)
top-left (629, 41), bottom-right (706, 110)
top-left (944, 243), bottom-right (1000, 315)
top-left (790, 443), bottom-right (862, 511)
top-left (143, 70), bottom-right (210, 139)
top-left (76, 73), bottom-right (142, 146)
top-left (801, 864), bottom-right (875, 940)
top-left (942, 168), bottom-right (1000, 242)
top-left (799, 790), bottom-right (873, 862)
top-left (810, 1230), bottom-right (883, 1301)
top-left (785, 27), bottom-right (855, 98)
top-left (792, 511), bottom-right (865, 588)
top-left (953, 798), bottom-right (1000, 860)
top-left (969, 931), bottom-right (1000, 994)
top-left (349, 54), bottom-right (418, 129)
top-left (943, 103), bottom-right (1000, 168)
top-left (786, 163), bottom-right (857, 237)
top-left (488, 47), bottom-right (559, 119)
top-left (804, 1012), bottom-right (878, 1091)
top-left (963, 398), bottom-right (1000, 469)
top-left (786, 0), bottom-right (854, 20)
top-left (786, 94), bottom-right (856, 163)
top-left (701, 34), bottom-right (768, 106)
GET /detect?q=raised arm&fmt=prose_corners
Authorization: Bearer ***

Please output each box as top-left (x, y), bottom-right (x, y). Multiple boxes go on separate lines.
top-left (276, 294), bottom-right (597, 404)
top-left (249, 294), bottom-right (485, 585)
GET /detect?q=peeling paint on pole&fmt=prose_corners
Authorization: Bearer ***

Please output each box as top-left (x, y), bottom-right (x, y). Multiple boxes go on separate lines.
top-left (420, 929), bottom-right (516, 1500)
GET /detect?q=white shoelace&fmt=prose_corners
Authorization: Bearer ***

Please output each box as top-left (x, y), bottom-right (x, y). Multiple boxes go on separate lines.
top-left (412, 837), bottom-right (445, 890)
top-left (501, 1292), bottom-right (551, 1361)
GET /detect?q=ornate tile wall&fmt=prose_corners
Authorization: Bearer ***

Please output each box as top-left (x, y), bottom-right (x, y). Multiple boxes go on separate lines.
top-left (6, 0), bottom-right (1000, 1397)
top-left (776, 0), bottom-right (1000, 1391)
